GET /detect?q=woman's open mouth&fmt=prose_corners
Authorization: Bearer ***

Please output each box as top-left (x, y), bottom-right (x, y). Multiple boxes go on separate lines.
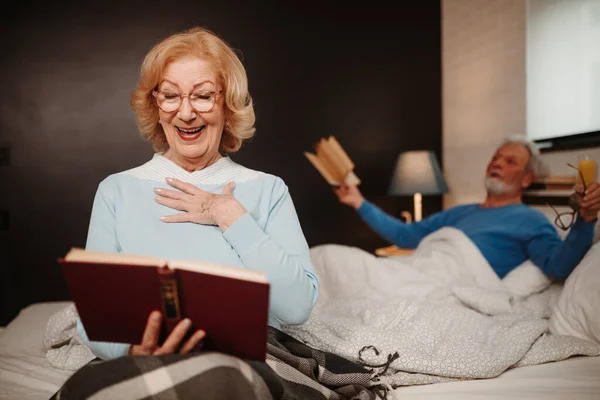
top-left (176, 125), bottom-right (205, 141)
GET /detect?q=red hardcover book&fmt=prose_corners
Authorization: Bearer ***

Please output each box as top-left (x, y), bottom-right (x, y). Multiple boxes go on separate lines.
top-left (59, 248), bottom-right (270, 362)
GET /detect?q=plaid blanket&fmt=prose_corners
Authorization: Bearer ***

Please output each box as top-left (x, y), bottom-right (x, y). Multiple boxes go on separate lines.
top-left (51, 328), bottom-right (393, 400)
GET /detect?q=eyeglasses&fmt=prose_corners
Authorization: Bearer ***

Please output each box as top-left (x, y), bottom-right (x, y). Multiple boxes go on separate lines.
top-left (152, 90), bottom-right (222, 113)
top-left (547, 163), bottom-right (587, 231)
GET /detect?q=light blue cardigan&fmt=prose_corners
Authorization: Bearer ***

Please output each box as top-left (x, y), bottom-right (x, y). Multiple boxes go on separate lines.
top-left (77, 154), bottom-right (319, 359)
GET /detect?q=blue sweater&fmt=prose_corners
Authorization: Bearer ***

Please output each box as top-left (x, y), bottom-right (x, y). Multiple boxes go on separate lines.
top-left (358, 200), bottom-right (595, 280)
top-left (77, 154), bottom-right (319, 360)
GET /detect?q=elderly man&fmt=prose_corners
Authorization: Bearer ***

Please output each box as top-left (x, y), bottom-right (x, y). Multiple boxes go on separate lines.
top-left (335, 137), bottom-right (599, 280)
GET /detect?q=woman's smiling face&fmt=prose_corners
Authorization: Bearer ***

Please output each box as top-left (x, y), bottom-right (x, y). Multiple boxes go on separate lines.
top-left (157, 57), bottom-right (226, 171)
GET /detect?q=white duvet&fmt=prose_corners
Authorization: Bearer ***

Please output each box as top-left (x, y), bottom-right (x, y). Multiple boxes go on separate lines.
top-left (281, 227), bottom-right (600, 387)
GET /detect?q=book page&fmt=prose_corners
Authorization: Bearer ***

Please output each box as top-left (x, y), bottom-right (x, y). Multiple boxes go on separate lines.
top-left (344, 171), bottom-right (361, 185)
top-left (170, 259), bottom-right (268, 283)
top-left (305, 136), bottom-right (360, 186)
top-left (315, 138), bottom-right (346, 183)
top-left (65, 248), bottom-right (268, 283)
top-left (327, 136), bottom-right (361, 185)
top-left (64, 248), bottom-right (165, 267)
top-left (326, 136), bottom-right (355, 172)
top-left (304, 151), bottom-right (340, 185)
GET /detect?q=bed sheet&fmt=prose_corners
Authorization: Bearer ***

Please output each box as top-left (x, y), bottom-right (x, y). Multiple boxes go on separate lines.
top-left (393, 355), bottom-right (600, 399)
top-left (1, 302), bottom-right (599, 400)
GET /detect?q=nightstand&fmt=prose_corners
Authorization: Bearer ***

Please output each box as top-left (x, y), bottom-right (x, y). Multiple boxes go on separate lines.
top-left (374, 245), bottom-right (415, 257)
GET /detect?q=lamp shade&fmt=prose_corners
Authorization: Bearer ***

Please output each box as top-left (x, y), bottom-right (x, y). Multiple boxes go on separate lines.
top-left (388, 150), bottom-right (448, 196)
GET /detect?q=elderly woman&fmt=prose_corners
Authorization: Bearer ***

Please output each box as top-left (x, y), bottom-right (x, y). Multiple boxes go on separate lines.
top-left (76, 26), bottom-right (319, 359)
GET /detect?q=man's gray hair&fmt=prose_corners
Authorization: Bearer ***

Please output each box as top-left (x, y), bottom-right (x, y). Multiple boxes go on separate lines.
top-left (501, 135), bottom-right (547, 178)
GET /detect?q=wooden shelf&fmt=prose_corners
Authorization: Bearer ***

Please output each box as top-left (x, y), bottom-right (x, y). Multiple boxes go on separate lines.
top-left (523, 189), bottom-right (572, 197)
top-left (523, 190), bottom-right (571, 206)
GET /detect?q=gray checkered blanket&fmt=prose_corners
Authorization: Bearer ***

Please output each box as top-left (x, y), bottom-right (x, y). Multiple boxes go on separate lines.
top-left (50, 328), bottom-right (391, 400)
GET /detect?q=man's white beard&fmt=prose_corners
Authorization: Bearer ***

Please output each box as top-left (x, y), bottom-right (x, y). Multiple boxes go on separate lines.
top-left (484, 177), bottom-right (516, 195)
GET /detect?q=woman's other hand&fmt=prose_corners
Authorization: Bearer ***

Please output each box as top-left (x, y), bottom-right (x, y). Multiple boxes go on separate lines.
top-left (154, 177), bottom-right (246, 231)
top-left (129, 311), bottom-right (205, 356)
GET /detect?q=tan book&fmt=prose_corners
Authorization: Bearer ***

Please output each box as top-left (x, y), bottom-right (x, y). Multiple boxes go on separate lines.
top-left (304, 136), bottom-right (360, 186)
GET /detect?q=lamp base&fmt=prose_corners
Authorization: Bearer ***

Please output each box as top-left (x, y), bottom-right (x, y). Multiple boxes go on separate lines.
top-left (414, 192), bottom-right (422, 222)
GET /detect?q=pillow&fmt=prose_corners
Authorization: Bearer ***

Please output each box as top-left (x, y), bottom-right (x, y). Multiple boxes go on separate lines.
top-left (549, 241), bottom-right (600, 344)
top-left (0, 301), bottom-right (72, 359)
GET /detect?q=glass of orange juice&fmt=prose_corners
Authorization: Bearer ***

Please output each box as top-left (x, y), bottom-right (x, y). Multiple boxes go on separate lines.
top-left (577, 155), bottom-right (597, 187)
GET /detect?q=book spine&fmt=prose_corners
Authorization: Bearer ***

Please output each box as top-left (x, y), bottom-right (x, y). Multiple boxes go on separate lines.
top-left (158, 266), bottom-right (182, 335)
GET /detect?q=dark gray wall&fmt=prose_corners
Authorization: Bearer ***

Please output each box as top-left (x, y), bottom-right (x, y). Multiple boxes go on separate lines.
top-left (0, 1), bottom-right (442, 324)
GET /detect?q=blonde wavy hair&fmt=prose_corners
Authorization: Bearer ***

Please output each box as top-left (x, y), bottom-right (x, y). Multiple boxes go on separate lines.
top-left (131, 27), bottom-right (256, 153)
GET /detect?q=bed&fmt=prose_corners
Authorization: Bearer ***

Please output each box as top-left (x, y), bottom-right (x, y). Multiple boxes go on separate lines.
top-left (1, 209), bottom-right (599, 399)
top-left (0, 301), bottom-right (599, 400)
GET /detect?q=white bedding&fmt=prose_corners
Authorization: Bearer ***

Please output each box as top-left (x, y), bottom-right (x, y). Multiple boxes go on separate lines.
top-left (0, 300), bottom-right (599, 399)
top-left (282, 228), bottom-right (600, 388)
top-left (2, 227), bottom-right (599, 400)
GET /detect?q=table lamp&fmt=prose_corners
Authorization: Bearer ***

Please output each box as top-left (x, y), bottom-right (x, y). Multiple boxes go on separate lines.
top-left (388, 150), bottom-right (448, 221)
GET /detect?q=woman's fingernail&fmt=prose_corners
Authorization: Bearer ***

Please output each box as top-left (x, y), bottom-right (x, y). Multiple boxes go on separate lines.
top-left (182, 319), bottom-right (191, 328)
top-left (152, 312), bottom-right (161, 321)
top-left (154, 188), bottom-right (162, 193)
top-left (160, 216), bottom-right (166, 221)
top-left (166, 177), bottom-right (173, 183)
